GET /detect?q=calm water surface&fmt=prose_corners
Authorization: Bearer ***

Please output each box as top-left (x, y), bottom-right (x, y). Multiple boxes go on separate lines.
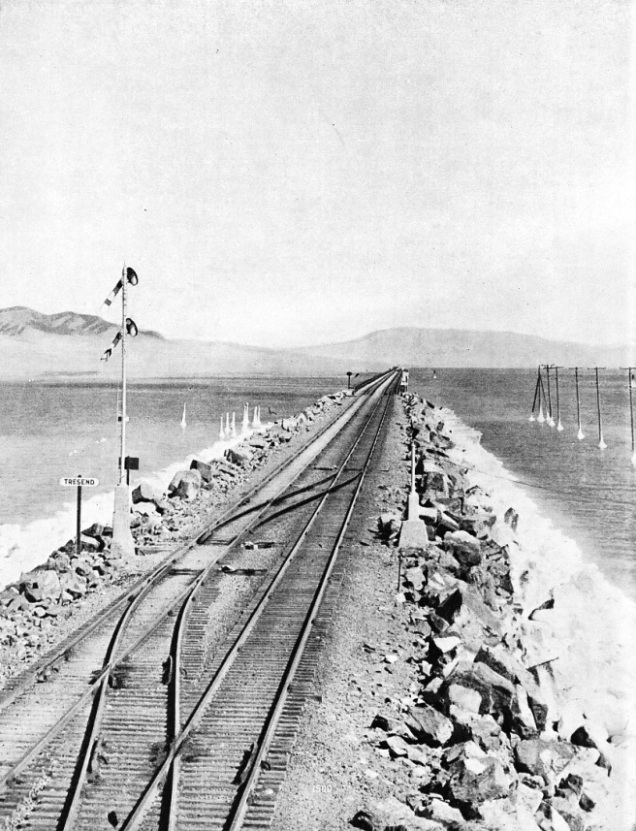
top-left (0, 375), bottom-right (345, 526)
top-left (411, 368), bottom-right (636, 601)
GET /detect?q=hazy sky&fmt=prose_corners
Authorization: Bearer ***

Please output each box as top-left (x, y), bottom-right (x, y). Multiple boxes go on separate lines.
top-left (0, 0), bottom-right (633, 347)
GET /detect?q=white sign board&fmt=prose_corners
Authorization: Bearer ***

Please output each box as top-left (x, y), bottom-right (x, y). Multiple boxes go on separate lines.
top-left (59, 477), bottom-right (99, 487)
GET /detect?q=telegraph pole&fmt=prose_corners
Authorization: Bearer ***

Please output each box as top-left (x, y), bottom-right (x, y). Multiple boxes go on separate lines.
top-left (620, 367), bottom-right (636, 465)
top-left (594, 367), bottom-right (607, 449)
top-left (572, 367), bottom-right (584, 440)
top-left (554, 365), bottom-right (564, 431)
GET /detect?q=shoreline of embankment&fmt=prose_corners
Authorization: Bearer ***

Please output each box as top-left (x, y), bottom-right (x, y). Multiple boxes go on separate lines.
top-left (0, 388), bottom-right (354, 689)
top-left (271, 390), bottom-right (634, 831)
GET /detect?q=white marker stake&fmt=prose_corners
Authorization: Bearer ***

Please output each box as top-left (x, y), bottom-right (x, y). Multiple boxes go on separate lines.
top-left (219, 418), bottom-right (225, 440)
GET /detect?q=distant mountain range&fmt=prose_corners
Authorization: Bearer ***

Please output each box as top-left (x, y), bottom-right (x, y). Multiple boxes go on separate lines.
top-left (0, 307), bottom-right (632, 379)
top-left (299, 327), bottom-right (633, 369)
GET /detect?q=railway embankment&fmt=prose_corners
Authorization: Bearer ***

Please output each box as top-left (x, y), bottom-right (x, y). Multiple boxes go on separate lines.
top-left (0, 388), bottom-right (353, 689)
top-left (271, 391), bottom-right (622, 831)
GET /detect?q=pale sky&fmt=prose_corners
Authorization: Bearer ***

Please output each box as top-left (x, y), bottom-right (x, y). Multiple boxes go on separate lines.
top-left (0, 0), bottom-right (633, 347)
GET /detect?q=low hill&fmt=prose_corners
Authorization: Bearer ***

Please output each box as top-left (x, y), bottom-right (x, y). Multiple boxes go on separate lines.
top-left (293, 327), bottom-right (632, 368)
top-left (0, 307), bottom-right (164, 339)
top-left (0, 309), bottom-right (631, 379)
top-left (0, 308), bottom-right (352, 379)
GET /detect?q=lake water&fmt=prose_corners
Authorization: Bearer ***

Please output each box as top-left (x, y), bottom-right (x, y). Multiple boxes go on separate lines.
top-left (410, 368), bottom-right (636, 603)
top-left (0, 375), bottom-right (345, 586)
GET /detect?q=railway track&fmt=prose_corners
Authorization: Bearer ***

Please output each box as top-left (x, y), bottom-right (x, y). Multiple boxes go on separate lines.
top-left (0, 369), bottom-right (398, 830)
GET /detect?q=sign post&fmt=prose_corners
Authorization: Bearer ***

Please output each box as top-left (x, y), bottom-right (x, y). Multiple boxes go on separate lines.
top-left (60, 477), bottom-right (99, 558)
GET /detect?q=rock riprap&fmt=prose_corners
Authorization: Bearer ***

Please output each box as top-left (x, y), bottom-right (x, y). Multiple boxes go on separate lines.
top-left (354, 392), bottom-right (611, 831)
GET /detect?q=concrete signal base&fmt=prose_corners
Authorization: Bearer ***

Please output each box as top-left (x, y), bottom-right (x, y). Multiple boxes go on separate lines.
top-left (112, 483), bottom-right (135, 558)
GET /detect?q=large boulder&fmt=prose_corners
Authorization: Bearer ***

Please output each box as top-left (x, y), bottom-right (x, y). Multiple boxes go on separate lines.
top-left (60, 571), bottom-right (87, 599)
top-left (443, 661), bottom-right (515, 721)
top-left (169, 469), bottom-right (202, 500)
top-left (23, 569), bottom-right (61, 603)
top-left (445, 530), bottom-right (482, 569)
top-left (514, 739), bottom-right (575, 779)
top-left (226, 446), bottom-right (253, 467)
top-left (189, 459), bottom-right (213, 483)
top-left (406, 704), bottom-right (454, 747)
top-left (417, 459), bottom-right (450, 497)
top-left (448, 753), bottom-right (513, 805)
top-left (132, 481), bottom-right (167, 509)
top-left (477, 646), bottom-right (548, 731)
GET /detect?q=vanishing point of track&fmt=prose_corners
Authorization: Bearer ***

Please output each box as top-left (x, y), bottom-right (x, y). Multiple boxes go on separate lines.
top-left (0, 369), bottom-right (398, 830)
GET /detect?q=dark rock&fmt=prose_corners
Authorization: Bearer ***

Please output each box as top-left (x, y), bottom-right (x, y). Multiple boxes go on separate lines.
top-left (168, 470), bottom-right (187, 495)
top-left (226, 446), bottom-right (253, 467)
top-left (378, 514), bottom-right (401, 541)
top-left (60, 571), bottom-right (87, 598)
top-left (448, 754), bottom-right (512, 805)
top-left (475, 645), bottom-right (548, 731)
top-left (350, 809), bottom-right (376, 830)
top-left (46, 551), bottom-right (72, 573)
top-left (570, 724), bottom-right (601, 750)
top-left (444, 531), bottom-right (482, 569)
top-left (189, 459), bottom-right (214, 482)
top-left (406, 705), bottom-right (454, 747)
top-left (73, 558), bottom-right (93, 577)
top-left (463, 714), bottom-right (506, 754)
top-left (558, 773), bottom-right (583, 798)
top-left (383, 735), bottom-right (410, 758)
top-left (549, 797), bottom-right (585, 831)
top-left (579, 792), bottom-right (595, 812)
top-left (443, 661), bottom-right (515, 721)
top-left (175, 470), bottom-right (202, 500)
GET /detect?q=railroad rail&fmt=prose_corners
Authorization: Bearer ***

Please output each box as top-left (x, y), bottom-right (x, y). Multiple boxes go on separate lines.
top-left (0, 368), bottom-right (398, 830)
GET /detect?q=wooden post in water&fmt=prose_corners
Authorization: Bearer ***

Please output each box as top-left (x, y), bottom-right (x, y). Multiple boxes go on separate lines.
top-left (573, 367), bottom-right (584, 440)
top-left (629, 368), bottom-right (635, 464)
top-left (529, 368), bottom-right (541, 421)
top-left (554, 366), bottom-right (563, 431)
top-left (595, 367), bottom-right (607, 449)
top-left (537, 366), bottom-right (546, 423)
top-left (621, 367), bottom-right (636, 465)
top-left (544, 364), bottom-right (554, 427)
